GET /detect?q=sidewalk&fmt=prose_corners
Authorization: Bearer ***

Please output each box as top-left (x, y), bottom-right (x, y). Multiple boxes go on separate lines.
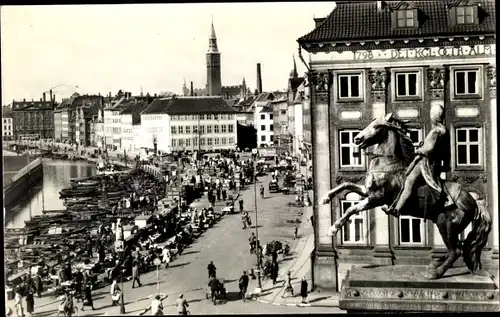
top-left (249, 197), bottom-right (340, 308)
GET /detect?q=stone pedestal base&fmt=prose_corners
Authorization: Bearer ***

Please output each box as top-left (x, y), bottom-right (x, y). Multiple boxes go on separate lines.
top-left (313, 254), bottom-right (339, 292)
top-left (339, 265), bottom-right (499, 312)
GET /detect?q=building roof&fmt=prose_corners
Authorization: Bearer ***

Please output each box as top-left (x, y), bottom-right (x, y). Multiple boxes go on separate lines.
top-left (120, 99), bottom-right (151, 115)
top-left (141, 97), bottom-right (172, 115)
top-left (165, 96), bottom-right (238, 114)
top-left (12, 100), bottom-right (54, 111)
top-left (298, 1), bottom-right (496, 43)
top-left (289, 77), bottom-right (305, 91)
top-left (259, 105), bottom-right (274, 113)
top-left (255, 92), bottom-right (276, 102)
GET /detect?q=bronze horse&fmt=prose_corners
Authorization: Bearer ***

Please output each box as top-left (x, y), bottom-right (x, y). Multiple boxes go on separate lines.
top-left (321, 113), bottom-right (492, 279)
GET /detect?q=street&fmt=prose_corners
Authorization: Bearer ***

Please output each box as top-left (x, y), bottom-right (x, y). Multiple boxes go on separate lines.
top-left (28, 172), bottom-right (322, 316)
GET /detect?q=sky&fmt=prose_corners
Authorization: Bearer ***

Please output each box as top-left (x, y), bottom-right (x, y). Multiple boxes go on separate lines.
top-left (1, 2), bottom-right (336, 105)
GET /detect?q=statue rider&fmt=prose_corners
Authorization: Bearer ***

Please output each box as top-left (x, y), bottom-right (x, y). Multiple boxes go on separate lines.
top-left (383, 104), bottom-right (452, 218)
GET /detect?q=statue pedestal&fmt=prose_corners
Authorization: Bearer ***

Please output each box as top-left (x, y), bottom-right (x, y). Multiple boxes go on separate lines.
top-left (339, 265), bottom-right (499, 313)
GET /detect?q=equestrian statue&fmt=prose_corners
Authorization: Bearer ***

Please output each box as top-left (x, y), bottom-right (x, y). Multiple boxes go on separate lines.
top-left (321, 104), bottom-right (492, 280)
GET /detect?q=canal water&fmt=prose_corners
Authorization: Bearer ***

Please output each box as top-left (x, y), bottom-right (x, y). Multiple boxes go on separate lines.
top-left (5, 159), bottom-right (97, 228)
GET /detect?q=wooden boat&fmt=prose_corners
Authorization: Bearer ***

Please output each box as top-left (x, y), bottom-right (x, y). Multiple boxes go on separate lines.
top-left (59, 187), bottom-right (96, 198)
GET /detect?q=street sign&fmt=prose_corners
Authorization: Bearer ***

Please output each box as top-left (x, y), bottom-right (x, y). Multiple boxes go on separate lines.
top-left (153, 258), bottom-right (162, 266)
top-left (153, 258), bottom-right (162, 295)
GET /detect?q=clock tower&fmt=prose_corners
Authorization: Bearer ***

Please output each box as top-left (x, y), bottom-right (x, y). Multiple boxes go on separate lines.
top-left (206, 19), bottom-right (222, 96)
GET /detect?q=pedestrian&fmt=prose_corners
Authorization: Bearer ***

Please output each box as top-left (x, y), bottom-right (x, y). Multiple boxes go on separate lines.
top-left (239, 199), bottom-right (244, 213)
top-left (14, 288), bottom-right (24, 317)
top-left (300, 276), bottom-right (309, 304)
top-left (294, 225), bottom-right (298, 240)
top-left (110, 280), bottom-right (120, 306)
top-left (150, 295), bottom-right (163, 316)
top-left (208, 276), bottom-right (219, 305)
top-left (34, 273), bottom-right (42, 298)
top-left (162, 247), bottom-right (171, 269)
top-left (176, 294), bottom-right (189, 315)
top-left (281, 271), bottom-right (294, 298)
top-left (238, 271), bottom-right (249, 300)
top-left (81, 284), bottom-right (95, 311)
top-left (207, 261), bottom-right (217, 278)
top-left (272, 261), bottom-right (279, 285)
top-left (222, 189), bottom-right (227, 201)
top-left (132, 262), bottom-right (142, 288)
top-left (25, 288), bottom-right (34, 317)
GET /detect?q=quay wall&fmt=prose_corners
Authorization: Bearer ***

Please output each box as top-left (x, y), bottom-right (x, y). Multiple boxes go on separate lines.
top-left (3, 158), bottom-right (43, 207)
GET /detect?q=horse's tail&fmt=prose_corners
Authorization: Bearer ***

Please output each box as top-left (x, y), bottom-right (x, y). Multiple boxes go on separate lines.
top-left (463, 199), bottom-right (492, 274)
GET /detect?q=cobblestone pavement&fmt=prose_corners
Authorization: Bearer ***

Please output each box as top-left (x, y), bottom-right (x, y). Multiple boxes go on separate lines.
top-left (14, 172), bottom-right (339, 315)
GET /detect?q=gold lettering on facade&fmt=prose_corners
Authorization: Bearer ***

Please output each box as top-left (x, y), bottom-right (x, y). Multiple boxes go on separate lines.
top-left (351, 45), bottom-right (493, 61)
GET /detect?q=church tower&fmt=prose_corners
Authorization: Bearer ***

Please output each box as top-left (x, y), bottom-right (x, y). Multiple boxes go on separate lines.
top-left (206, 18), bottom-right (222, 96)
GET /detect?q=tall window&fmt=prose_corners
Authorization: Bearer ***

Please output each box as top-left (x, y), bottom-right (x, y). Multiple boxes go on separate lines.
top-left (185, 126), bottom-right (191, 134)
top-left (178, 139), bottom-right (184, 147)
top-left (261, 125), bottom-right (266, 131)
top-left (456, 6), bottom-right (475, 25)
top-left (396, 72), bottom-right (419, 98)
top-left (339, 130), bottom-right (363, 167)
top-left (397, 9), bottom-right (415, 28)
top-left (221, 125), bottom-right (227, 133)
top-left (185, 138), bottom-right (191, 147)
top-left (340, 192), bottom-right (366, 244)
top-left (171, 126), bottom-right (177, 134)
top-left (193, 126), bottom-right (198, 134)
top-left (207, 137), bottom-right (213, 146)
top-left (214, 114), bottom-right (218, 120)
top-left (338, 74), bottom-right (361, 99)
top-left (214, 125), bottom-right (219, 133)
top-left (200, 125), bottom-right (205, 134)
top-left (207, 125), bottom-right (212, 133)
top-left (207, 114), bottom-right (213, 120)
top-left (454, 70), bottom-right (479, 96)
top-left (261, 135), bottom-right (266, 142)
top-left (214, 138), bottom-right (220, 145)
top-left (171, 139), bottom-right (177, 147)
top-left (270, 135), bottom-right (274, 142)
top-left (228, 137), bottom-right (235, 144)
top-left (270, 114), bottom-right (274, 120)
top-left (178, 126), bottom-right (184, 134)
top-left (408, 128), bottom-right (423, 148)
top-left (228, 125), bottom-right (234, 133)
top-left (222, 137), bottom-right (227, 145)
top-left (261, 114), bottom-right (265, 120)
top-left (193, 138), bottom-right (198, 146)
top-left (456, 127), bottom-right (482, 166)
top-left (399, 216), bottom-right (425, 245)
top-left (270, 124), bottom-right (274, 131)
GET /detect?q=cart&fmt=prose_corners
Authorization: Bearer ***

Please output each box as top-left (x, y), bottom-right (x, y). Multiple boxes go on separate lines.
top-left (204, 278), bottom-right (227, 303)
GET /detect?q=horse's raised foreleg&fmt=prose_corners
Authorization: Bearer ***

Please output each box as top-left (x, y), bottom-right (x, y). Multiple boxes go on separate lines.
top-left (321, 182), bottom-right (368, 205)
top-left (328, 195), bottom-right (380, 236)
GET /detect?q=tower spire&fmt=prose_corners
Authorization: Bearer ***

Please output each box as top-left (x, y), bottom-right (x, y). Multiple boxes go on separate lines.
top-left (208, 17), bottom-right (218, 53)
top-left (291, 55), bottom-right (298, 78)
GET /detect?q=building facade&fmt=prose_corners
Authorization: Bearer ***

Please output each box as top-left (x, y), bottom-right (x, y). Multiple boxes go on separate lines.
top-left (255, 106), bottom-right (274, 148)
top-left (271, 99), bottom-right (289, 155)
top-left (140, 96), bottom-right (238, 154)
top-left (2, 106), bottom-right (13, 140)
top-left (12, 93), bottom-right (55, 140)
top-left (298, 0), bottom-right (497, 290)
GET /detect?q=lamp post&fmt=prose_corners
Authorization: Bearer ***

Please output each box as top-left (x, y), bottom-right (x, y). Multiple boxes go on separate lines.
top-left (253, 162), bottom-right (263, 293)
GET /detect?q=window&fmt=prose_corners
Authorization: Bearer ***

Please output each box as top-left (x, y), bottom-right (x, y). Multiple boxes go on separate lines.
top-left (178, 126), bottom-right (184, 134)
top-left (171, 126), bottom-right (177, 134)
top-left (214, 125), bottom-right (219, 133)
top-left (456, 127), bottom-right (481, 166)
top-left (454, 70), bottom-right (479, 96)
top-left (261, 114), bottom-right (265, 120)
top-left (186, 126), bottom-right (191, 134)
top-left (338, 74), bottom-right (361, 99)
top-left (399, 216), bottom-right (425, 245)
top-left (408, 128), bottom-right (423, 148)
top-left (200, 138), bottom-right (205, 146)
top-left (228, 137), bottom-right (234, 144)
top-left (220, 114), bottom-right (226, 120)
top-left (270, 124), bottom-right (274, 131)
top-left (228, 125), bottom-right (234, 133)
top-left (186, 138), bottom-right (191, 147)
top-left (222, 137), bottom-right (227, 145)
top-left (270, 114), bottom-right (274, 120)
top-left (339, 130), bottom-right (364, 167)
top-left (396, 72), bottom-right (419, 98)
top-left (281, 110), bottom-right (286, 115)
top-left (171, 139), bottom-right (177, 147)
top-left (193, 138), bottom-right (198, 146)
top-left (207, 125), bottom-right (212, 133)
top-left (340, 193), bottom-right (366, 244)
top-left (200, 125), bottom-right (205, 134)
top-left (178, 139), bottom-right (184, 147)
top-left (215, 138), bottom-right (220, 145)
top-left (207, 138), bottom-right (213, 146)
top-left (261, 125), bottom-right (266, 131)
top-left (270, 135), bottom-right (274, 142)
top-left (193, 126), bottom-right (198, 134)
top-left (456, 6), bottom-right (475, 25)
top-left (261, 135), bottom-right (266, 142)
top-left (221, 125), bottom-right (227, 133)
top-left (207, 114), bottom-right (213, 120)
top-left (397, 9), bottom-right (415, 28)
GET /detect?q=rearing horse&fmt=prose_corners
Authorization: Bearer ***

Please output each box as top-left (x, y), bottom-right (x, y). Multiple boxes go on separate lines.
top-left (321, 113), bottom-right (492, 279)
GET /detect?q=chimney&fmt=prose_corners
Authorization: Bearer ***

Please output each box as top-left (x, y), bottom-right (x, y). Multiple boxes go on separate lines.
top-left (50, 90), bottom-right (54, 102)
top-left (314, 17), bottom-right (326, 28)
top-left (154, 93), bottom-right (157, 98)
top-left (43, 92), bottom-right (46, 102)
top-left (190, 82), bottom-right (194, 96)
top-left (257, 63), bottom-right (263, 94)
top-left (23, 98), bottom-right (26, 102)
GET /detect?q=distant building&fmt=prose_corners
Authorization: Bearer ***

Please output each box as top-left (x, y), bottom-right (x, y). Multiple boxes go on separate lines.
top-left (185, 20), bottom-right (251, 100)
top-left (2, 106), bottom-right (13, 140)
top-left (270, 98), bottom-right (288, 155)
top-left (119, 95), bottom-right (154, 153)
top-left (140, 96), bottom-right (238, 154)
top-left (12, 93), bottom-right (55, 140)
